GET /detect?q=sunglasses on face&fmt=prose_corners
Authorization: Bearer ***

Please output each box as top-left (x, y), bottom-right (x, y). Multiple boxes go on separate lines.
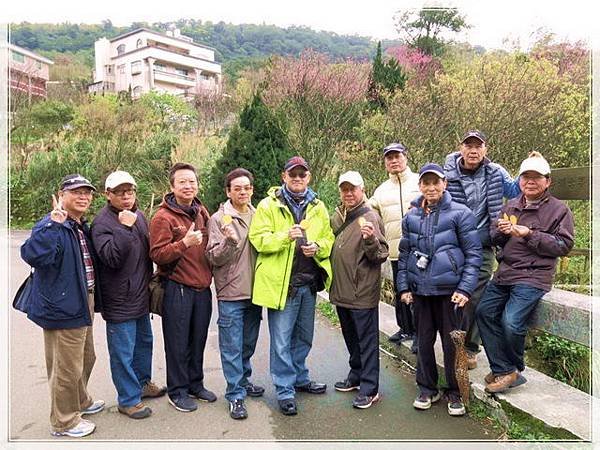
top-left (287, 171), bottom-right (308, 179)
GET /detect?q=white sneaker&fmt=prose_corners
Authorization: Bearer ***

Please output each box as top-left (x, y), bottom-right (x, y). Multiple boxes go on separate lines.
top-left (81, 399), bottom-right (105, 415)
top-left (51, 419), bottom-right (96, 437)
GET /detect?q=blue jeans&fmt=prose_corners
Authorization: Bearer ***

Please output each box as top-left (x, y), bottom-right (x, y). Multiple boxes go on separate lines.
top-left (106, 315), bottom-right (153, 407)
top-left (476, 281), bottom-right (545, 375)
top-left (217, 299), bottom-right (262, 401)
top-left (267, 285), bottom-right (316, 400)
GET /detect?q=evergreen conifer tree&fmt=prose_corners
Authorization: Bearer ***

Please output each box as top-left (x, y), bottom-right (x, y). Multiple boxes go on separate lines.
top-left (204, 92), bottom-right (292, 211)
top-left (367, 41), bottom-right (407, 110)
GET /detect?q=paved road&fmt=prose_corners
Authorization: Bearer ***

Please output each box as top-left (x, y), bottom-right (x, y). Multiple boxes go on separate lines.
top-left (9, 230), bottom-right (497, 443)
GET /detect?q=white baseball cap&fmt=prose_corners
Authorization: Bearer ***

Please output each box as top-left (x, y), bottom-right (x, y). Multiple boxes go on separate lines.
top-left (105, 171), bottom-right (137, 190)
top-left (338, 171), bottom-right (364, 187)
top-left (518, 152), bottom-right (551, 176)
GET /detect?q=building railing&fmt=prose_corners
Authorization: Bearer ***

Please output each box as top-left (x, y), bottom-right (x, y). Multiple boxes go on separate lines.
top-left (153, 68), bottom-right (195, 82)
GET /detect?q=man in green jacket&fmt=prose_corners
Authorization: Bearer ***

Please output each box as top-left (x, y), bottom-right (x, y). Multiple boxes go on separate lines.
top-left (249, 156), bottom-right (334, 416)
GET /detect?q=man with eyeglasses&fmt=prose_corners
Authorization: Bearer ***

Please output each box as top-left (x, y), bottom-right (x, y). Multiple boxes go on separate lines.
top-left (149, 163), bottom-right (215, 413)
top-left (21, 174), bottom-right (104, 438)
top-left (444, 130), bottom-right (520, 370)
top-left (91, 171), bottom-right (166, 421)
top-left (476, 152), bottom-right (574, 393)
top-left (369, 143), bottom-right (420, 351)
top-left (249, 156), bottom-right (334, 416)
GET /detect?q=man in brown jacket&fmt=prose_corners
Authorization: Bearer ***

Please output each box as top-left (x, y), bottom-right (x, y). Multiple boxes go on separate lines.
top-left (330, 171), bottom-right (389, 409)
top-left (206, 168), bottom-right (264, 421)
top-left (149, 163), bottom-right (216, 413)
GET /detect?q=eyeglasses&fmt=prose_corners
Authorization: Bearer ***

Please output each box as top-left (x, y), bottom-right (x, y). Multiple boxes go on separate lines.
top-left (110, 188), bottom-right (136, 196)
top-left (521, 173), bottom-right (548, 181)
top-left (287, 171), bottom-right (308, 179)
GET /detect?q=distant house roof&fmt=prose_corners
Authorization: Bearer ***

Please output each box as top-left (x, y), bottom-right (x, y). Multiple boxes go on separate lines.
top-left (8, 43), bottom-right (54, 65)
top-left (108, 28), bottom-right (216, 52)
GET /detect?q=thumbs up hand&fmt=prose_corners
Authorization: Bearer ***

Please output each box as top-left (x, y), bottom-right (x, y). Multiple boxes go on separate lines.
top-left (183, 222), bottom-right (203, 247)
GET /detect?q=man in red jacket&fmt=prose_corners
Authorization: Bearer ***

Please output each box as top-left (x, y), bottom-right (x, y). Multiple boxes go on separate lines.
top-left (149, 163), bottom-right (216, 413)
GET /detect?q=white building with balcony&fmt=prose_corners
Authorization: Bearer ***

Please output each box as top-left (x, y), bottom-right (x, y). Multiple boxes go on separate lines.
top-left (89, 28), bottom-right (222, 98)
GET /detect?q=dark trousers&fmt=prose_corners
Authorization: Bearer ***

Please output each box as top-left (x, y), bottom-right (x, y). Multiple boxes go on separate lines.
top-left (336, 305), bottom-right (380, 396)
top-left (391, 260), bottom-right (416, 335)
top-left (162, 279), bottom-right (212, 400)
top-left (413, 294), bottom-right (459, 398)
top-left (463, 247), bottom-right (495, 354)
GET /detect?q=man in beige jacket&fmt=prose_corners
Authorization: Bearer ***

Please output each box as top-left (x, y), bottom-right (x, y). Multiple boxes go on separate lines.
top-left (369, 143), bottom-right (420, 350)
top-left (206, 168), bottom-right (264, 421)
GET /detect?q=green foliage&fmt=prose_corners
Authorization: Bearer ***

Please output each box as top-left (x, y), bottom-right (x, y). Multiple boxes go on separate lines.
top-left (138, 91), bottom-right (198, 133)
top-left (316, 301), bottom-right (340, 326)
top-left (528, 331), bottom-right (590, 393)
top-left (368, 42), bottom-right (408, 110)
top-left (203, 93), bottom-right (292, 212)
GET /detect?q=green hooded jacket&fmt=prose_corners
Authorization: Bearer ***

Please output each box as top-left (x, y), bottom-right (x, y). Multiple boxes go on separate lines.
top-left (249, 186), bottom-right (334, 310)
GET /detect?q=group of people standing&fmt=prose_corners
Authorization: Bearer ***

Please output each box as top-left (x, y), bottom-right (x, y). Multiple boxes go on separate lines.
top-left (19, 129), bottom-right (574, 438)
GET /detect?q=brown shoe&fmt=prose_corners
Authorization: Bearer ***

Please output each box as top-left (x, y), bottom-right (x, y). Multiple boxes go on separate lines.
top-left (118, 402), bottom-right (152, 419)
top-left (484, 372), bottom-right (496, 384)
top-left (485, 371), bottom-right (518, 393)
top-left (142, 381), bottom-right (167, 398)
top-left (467, 353), bottom-right (478, 370)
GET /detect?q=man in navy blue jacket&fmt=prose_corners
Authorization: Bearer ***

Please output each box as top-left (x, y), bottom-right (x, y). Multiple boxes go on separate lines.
top-left (91, 171), bottom-right (166, 420)
top-left (21, 174), bottom-right (104, 438)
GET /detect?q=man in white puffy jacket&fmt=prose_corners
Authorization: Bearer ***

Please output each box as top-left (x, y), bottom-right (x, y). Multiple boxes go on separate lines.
top-left (369, 143), bottom-right (420, 349)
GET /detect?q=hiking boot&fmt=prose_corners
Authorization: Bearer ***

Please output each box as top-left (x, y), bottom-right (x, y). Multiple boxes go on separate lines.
top-left (484, 372), bottom-right (496, 384)
top-left (81, 399), bottom-right (105, 415)
top-left (244, 382), bottom-right (265, 398)
top-left (229, 398), bottom-right (248, 420)
top-left (413, 391), bottom-right (442, 410)
top-left (485, 371), bottom-right (518, 393)
top-left (278, 398), bottom-right (298, 416)
top-left (466, 352), bottom-right (478, 370)
top-left (447, 399), bottom-right (466, 416)
top-left (142, 380), bottom-right (167, 398)
top-left (334, 379), bottom-right (360, 392)
top-left (485, 371), bottom-right (527, 387)
top-left (118, 402), bottom-right (152, 419)
top-left (51, 419), bottom-right (95, 438)
top-left (168, 395), bottom-right (197, 412)
top-left (352, 392), bottom-right (381, 409)
top-left (188, 387), bottom-right (217, 403)
top-left (295, 381), bottom-right (327, 394)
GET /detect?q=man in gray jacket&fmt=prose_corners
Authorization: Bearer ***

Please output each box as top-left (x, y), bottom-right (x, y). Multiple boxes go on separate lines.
top-left (206, 168), bottom-right (264, 420)
top-left (330, 171), bottom-right (389, 409)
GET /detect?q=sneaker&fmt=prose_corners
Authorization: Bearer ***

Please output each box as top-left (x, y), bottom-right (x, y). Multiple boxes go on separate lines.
top-left (410, 336), bottom-right (418, 354)
top-left (388, 331), bottom-right (404, 343)
top-left (448, 399), bottom-right (466, 416)
top-left (81, 399), bottom-right (105, 415)
top-left (278, 398), bottom-right (297, 416)
top-left (142, 380), bottom-right (167, 398)
top-left (352, 392), bottom-right (381, 409)
top-left (188, 387), bottom-right (217, 403)
top-left (295, 381), bottom-right (327, 394)
top-left (466, 352), bottom-right (478, 370)
top-left (334, 379), bottom-right (360, 392)
top-left (118, 402), bottom-right (152, 419)
top-left (485, 371), bottom-right (518, 393)
top-left (413, 391), bottom-right (442, 410)
top-left (168, 395), bottom-right (197, 412)
top-left (51, 419), bottom-right (95, 437)
top-left (244, 382), bottom-right (265, 398)
top-left (229, 399), bottom-right (248, 420)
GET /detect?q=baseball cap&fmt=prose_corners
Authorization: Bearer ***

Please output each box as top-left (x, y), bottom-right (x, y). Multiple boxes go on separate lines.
top-left (60, 174), bottom-right (96, 191)
top-left (338, 171), bottom-right (364, 187)
top-left (418, 163), bottom-right (446, 180)
top-left (105, 171), bottom-right (137, 190)
top-left (383, 143), bottom-right (407, 157)
top-left (284, 156), bottom-right (310, 172)
top-left (518, 151), bottom-right (551, 176)
top-left (461, 130), bottom-right (487, 144)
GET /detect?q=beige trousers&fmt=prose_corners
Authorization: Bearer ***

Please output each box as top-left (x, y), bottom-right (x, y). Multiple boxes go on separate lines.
top-left (43, 292), bottom-right (96, 432)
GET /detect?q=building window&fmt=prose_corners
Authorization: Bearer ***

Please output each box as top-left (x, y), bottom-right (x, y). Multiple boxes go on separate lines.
top-left (154, 62), bottom-right (166, 72)
top-left (106, 65), bottom-right (113, 75)
top-left (11, 51), bottom-right (25, 63)
top-left (117, 44), bottom-right (126, 55)
top-left (131, 61), bottom-right (141, 74)
top-left (176, 68), bottom-right (188, 77)
top-left (136, 39), bottom-right (143, 49)
top-left (118, 64), bottom-right (126, 74)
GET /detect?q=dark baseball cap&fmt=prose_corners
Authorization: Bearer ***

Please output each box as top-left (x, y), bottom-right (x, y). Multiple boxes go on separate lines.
top-left (60, 174), bottom-right (96, 191)
top-left (284, 156), bottom-right (310, 172)
top-left (461, 130), bottom-right (487, 143)
top-left (383, 142), bottom-right (407, 157)
top-left (418, 163), bottom-right (446, 180)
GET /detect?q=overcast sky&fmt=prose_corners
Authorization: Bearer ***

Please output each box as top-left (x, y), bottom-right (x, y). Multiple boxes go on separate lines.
top-left (3, 0), bottom-right (595, 50)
